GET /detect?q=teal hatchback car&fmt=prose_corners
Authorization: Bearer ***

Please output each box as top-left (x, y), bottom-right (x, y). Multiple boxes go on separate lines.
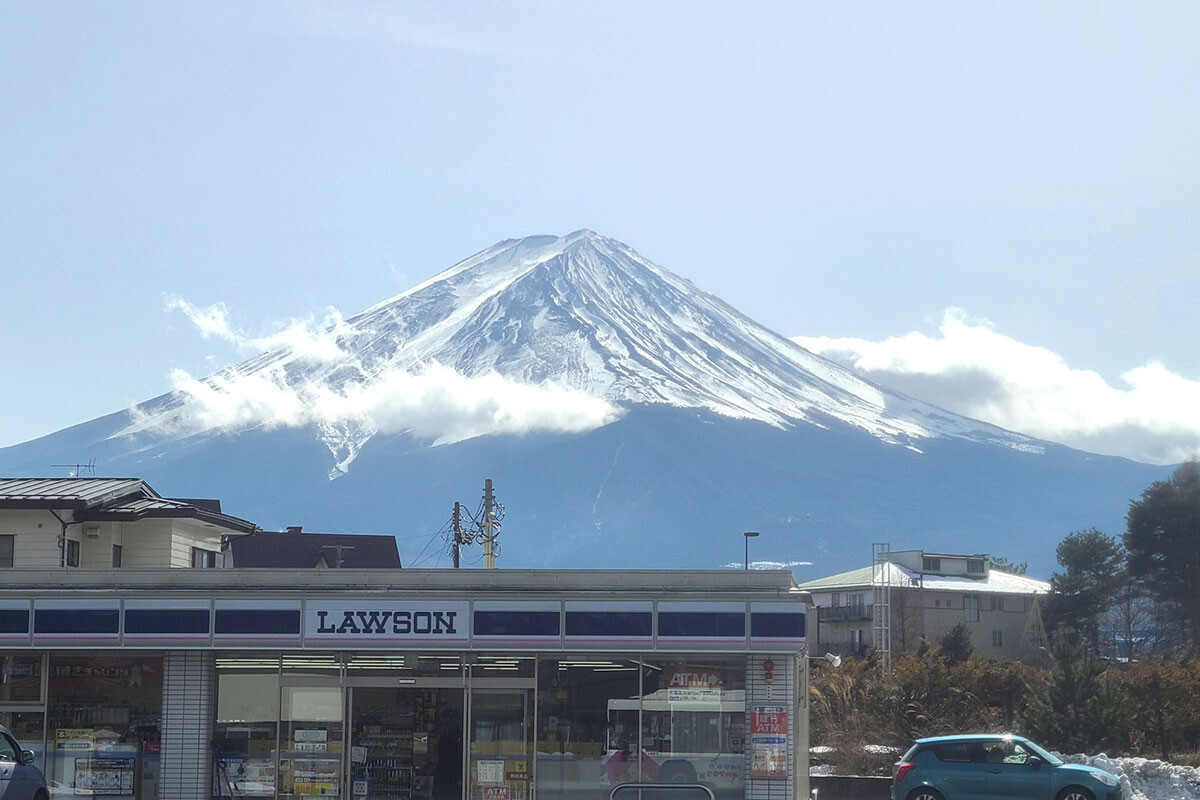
top-left (892, 734), bottom-right (1123, 800)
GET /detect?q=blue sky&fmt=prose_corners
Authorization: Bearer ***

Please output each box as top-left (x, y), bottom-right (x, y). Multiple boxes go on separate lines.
top-left (2, 2), bottom-right (1198, 462)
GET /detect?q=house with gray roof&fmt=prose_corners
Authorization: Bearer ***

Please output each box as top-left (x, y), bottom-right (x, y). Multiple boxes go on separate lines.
top-left (0, 477), bottom-right (258, 569)
top-left (797, 549), bottom-right (1049, 661)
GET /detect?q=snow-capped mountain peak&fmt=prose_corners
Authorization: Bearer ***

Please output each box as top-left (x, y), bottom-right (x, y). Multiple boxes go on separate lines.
top-left (125, 231), bottom-right (1039, 474)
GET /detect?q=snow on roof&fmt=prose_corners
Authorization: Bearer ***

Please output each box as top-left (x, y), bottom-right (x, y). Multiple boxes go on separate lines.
top-left (798, 561), bottom-right (1049, 595)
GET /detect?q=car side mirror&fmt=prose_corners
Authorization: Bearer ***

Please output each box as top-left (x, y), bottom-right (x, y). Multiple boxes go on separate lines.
top-left (20, 749), bottom-right (36, 765)
top-left (1028, 755), bottom-right (1043, 769)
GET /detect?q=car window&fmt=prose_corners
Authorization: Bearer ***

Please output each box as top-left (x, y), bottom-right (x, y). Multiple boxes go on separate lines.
top-left (1022, 739), bottom-right (1064, 766)
top-left (1003, 742), bottom-right (1031, 764)
top-left (0, 733), bottom-right (18, 761)
top-left (934, 743), bottom-right (983, 762)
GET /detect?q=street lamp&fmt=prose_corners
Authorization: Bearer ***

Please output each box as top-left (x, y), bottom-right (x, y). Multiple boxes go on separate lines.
top-left (743, 531), bottom-right (759, 570)
top-left (809, 652), bottom-right (842, 668)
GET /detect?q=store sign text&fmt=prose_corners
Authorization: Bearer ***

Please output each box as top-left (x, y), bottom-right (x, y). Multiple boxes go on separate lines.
top-left (315, 610), bottom-right (457, 635)
top-left (305, 601), bottom-right (469, 640)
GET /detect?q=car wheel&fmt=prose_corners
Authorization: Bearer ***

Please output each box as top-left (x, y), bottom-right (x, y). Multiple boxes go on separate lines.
top-left (34, 791), bottom-right (49, 800)
top-left (906, 788), bottom-right (944, 800)
top-left (1057, 788), bottom-right (1096, 800)
top-left (658, 763), bottom-right (696, 784)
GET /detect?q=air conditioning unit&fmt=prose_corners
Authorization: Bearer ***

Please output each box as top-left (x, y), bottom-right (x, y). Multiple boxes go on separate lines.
top-left (83, 525), bottom-right (101, 538)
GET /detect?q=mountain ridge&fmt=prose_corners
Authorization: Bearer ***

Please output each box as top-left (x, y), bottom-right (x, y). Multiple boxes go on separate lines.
top-left (0, 230), bottom-right (1168, 575)
top-left (118, 230), bottom-right (1042, 477)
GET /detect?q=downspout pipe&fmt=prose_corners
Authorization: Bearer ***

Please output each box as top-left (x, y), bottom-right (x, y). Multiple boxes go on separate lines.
top-left (46, 509), bottom-right (79, 568)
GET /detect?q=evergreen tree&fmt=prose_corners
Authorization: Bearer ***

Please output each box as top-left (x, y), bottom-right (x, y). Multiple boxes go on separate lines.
top-left (1044, 528), bottom-right (1124, 650)
top-left (938, 622), bottom-right (973, 665)
top-left (989, 555), bottom-right (1028, 575)
top-left (1021, 633), bottom-right (1130, 753)
top-left (1124, 461), bottom-right (1200, 651)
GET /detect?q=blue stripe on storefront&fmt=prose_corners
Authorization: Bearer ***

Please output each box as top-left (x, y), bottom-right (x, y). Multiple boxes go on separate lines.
top-left (125, 608), bottom-right (211, 634)
top-left (657, 611), bottom-right (746, 638)
top-left (34, 608), bottom-right (120, 634)
top-left (214, 609), bottom-right (301, 635)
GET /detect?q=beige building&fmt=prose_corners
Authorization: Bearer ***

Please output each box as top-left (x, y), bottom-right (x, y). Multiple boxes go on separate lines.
top-left (798, 549), bottom-right (1049, 661)
top-left (0, 477), bottom-right (258, 569)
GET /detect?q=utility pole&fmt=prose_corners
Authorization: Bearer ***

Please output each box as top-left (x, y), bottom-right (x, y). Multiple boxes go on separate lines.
top-left (452, 502), bottom-right (463, 569)
top-left (482, 479), bottom-right (496, 570)
top-left (320, 543), bottom-right (355, 568)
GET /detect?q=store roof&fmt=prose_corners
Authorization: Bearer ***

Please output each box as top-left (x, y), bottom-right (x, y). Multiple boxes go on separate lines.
top-left (0, 567), bottom-right (803, 596)
top-left (797, 561), bottom-right (1049, 595)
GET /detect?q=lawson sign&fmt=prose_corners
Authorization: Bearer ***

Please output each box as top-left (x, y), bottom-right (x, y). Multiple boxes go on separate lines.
top-left (305, 601), bottom-right (469, 644)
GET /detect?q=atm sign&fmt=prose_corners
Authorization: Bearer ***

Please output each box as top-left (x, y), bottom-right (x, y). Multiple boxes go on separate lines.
top-left (751, 706), bottom-right (788, 734)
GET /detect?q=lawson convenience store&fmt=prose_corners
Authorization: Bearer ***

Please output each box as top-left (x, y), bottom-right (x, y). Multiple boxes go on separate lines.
top-left (0, 568), bottom-right (809, 800)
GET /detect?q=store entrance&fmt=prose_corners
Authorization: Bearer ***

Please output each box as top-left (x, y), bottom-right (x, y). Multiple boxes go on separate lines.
top-left (349, 687), bottom-right (464, 800)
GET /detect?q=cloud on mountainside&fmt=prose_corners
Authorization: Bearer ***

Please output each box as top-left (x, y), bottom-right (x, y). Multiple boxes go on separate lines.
top-left (793, 309), bottom-right (1200, 466)
top-left (150, 297), bottom-right (621, 445)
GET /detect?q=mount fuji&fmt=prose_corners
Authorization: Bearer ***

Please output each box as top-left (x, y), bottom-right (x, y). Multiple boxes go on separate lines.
top-left (0, 231), bottom-right (1167, 575)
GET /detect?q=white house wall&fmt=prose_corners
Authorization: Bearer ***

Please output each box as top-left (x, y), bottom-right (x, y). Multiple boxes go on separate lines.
top-left (0, 509), bottom-right (68, 567)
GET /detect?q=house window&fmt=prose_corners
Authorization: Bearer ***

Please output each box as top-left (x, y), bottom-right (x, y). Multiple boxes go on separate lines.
top-left (0, 535), bottom-right (13, 568)
top-left (112, 545), bottom-right (123, 568)
top-left (831, 593), bottom-right (840, 607)
top-left (990, 595), bottom-right (1004, 612)
top-left (967, 558), bottom-right (985, 574)
top-left (933, 598), bottom-right (941, 608)
top-left (66, 539), bottom-right (80, 567)
top-left (922, 557), bottom-right (941, 572)
top-left (191, 547), bottom-right (217, 568)
top-left (963, 595), bottom-right (980, 622)
top-left (992, 630), bottom-right (1003, 647)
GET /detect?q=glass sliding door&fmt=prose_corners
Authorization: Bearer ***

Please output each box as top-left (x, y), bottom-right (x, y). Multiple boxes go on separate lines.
top-left (279, 686), bottom-right (344, 799)
top-left (468, 691), bottom-right (532, 800)
top-left (213, 654), bottom-right (280, 798)
top-left (347, 687), bottom-right (464, 800)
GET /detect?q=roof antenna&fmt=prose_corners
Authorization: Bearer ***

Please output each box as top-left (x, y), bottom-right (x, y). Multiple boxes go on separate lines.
top-left (51, 458), bottom-right (96, 477)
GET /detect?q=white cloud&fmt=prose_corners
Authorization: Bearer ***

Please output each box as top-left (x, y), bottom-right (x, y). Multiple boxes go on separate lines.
top-left (141, 298), bottom-right (622, 448)
top-left (720, 560), bottom-right (815, 570)
top-left (165, 296), bottom-right (351, 363)
top-left (794, 309), bottom-right (1200, 466)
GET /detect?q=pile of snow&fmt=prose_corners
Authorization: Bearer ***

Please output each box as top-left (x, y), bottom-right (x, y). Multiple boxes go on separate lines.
top-left (1058, 752), bottom-right (1200, 800)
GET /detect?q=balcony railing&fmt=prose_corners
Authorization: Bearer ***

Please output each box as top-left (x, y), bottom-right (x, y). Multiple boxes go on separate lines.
top-left (824, 641), bottom-right (870, 658)
top-left (818, 605), bottom-right (873, 622)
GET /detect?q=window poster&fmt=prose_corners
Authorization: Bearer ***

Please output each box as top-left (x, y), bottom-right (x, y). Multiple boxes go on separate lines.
top-left (75, 756), bottom-right (136, 795)
top-left (214, 756), bottom-right (276, 797)
top-left (291, 757), bottom-right (341, 796)
top-left (477, 760), bottom-right (505, 786)
top-left (749, 706), bottom-right (788, 779)
top-left (56, 728), bottom-right (94, 751)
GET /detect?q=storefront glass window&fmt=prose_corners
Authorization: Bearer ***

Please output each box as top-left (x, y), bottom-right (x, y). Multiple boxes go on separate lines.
top-left (46, 654), bottom-right (163, 800)
top-left (639, 657), bottom-right (745, 798)
top-left (0, 655), bottom-right (43, 703)
top-left (535, 658), bottom-right (643, 798)
top-left (0, 711), bottom-right (45, 770)
top-left (345, 653), bottom-right (464, 679)
top-left (213, 654), bottom-right (280, 798)
top-left (279, 686), bottom-right (343, 800)
top-left (282, 653), bottom-right (341, 680)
